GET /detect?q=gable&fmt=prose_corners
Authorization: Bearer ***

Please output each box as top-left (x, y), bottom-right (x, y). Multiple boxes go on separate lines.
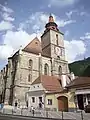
top-left (23, 37), bottom-right (42, 54)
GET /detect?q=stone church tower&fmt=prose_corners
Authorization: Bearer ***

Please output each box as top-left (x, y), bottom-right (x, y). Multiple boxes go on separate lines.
top-left (41, 15), bottom-right (69, 76)
top-left (1, 15), bottom-right (70, 106)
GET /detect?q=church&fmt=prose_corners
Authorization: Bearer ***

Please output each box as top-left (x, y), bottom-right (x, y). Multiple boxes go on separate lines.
top-left (0, 15), bottom-right (76, 111)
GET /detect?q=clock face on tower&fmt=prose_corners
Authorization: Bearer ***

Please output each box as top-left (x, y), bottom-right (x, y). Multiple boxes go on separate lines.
top-left (55, 47), bottom-right (61, 56)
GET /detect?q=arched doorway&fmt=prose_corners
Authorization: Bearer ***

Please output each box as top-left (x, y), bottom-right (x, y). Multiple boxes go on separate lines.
top-left (57, 96), bottom-right (68, 112)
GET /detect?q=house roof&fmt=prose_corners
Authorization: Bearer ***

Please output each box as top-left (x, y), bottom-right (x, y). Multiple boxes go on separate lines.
top-left (23, 37), bottom-right (42, 55)
top-left (31, 75), bottom-right (63, 92)
top-left (66, 77), bottom-right (90, 88)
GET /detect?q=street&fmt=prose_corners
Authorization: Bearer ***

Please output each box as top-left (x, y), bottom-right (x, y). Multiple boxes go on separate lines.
top-left (0, 114), bottom-right (76, 120)
top-left (1, 108), bottom-right (90, 120)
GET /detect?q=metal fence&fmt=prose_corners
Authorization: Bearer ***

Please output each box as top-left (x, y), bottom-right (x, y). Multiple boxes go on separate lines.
top-left (0, 107), bottom-right (90, 120)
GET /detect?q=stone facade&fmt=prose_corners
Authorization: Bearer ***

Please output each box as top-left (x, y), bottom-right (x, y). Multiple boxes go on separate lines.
top-left (0, 15), bottom-right (71, 107)
top-left (0, 65), bottom-right (8, 103)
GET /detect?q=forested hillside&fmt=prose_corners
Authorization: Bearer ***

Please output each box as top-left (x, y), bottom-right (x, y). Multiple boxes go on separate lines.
top-left (69, 57), bottom-right (90, 77)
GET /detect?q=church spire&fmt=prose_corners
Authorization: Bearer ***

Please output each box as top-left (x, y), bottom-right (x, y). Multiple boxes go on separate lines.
top-left (49, 13), bottom-right (54, 22)
top-left (44, 14), bottom-right (59, 33)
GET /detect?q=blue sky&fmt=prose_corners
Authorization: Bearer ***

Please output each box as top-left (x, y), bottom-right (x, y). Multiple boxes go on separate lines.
top-left (0, 0), bottom-right (90, 69)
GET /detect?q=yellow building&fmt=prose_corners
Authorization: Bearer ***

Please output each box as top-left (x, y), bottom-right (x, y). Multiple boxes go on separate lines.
top-left (45, 91), bottom-right (76, 112)
top-left (27, 75), bottom-right (76, 112)
top-left (67, 77), bottom-right (90, 111)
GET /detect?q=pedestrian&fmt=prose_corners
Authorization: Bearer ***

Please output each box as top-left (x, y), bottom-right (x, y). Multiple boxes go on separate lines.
top-left (39, 102), bottom-right (42, 109)
top-left (26, 101), bottom-right (28, 108)
top-left (31, 106), bottom-right (34, 116)
top-left (15, 100), bottom-right (18, 108)
top-left (0, 102), bottom-right (4, 112)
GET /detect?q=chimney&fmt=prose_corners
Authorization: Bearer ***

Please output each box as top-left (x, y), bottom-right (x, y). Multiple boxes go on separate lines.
top-left (61, 74), bottom-right (66, 88)
top-left (70, 72), bottom-right (75, 80)
top-left (39, 53), bottom-right (41, 57)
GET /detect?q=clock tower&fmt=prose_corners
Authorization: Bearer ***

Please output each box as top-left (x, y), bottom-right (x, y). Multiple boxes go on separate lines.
top-left (41, 14), bottom-right (65, 60)
top-left (41, 14), bottom-right (69, 75)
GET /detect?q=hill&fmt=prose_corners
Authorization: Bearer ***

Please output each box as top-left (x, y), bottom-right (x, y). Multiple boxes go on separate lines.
top-left (69, 57), bottom-right (90, 77)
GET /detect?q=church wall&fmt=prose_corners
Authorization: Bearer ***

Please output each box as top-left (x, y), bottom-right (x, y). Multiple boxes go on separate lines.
top-left (15, 51), bottom-right (40, 85)
top-left (42, 45), bottom-right (51, 57)
top-left (42, 56), bottom-right (51, 76)
top-left (50, 30), bottom-right (64, 47)
top-left (11, 51), bottom-right (40, 105)
top-left (3, 15), bottom-right (71, 107)
top-left (41, 32), bottom-right (50, 49)
top-left (5, 58), bottom-right (13, 104)
top-left (13, 86), bottom-right (29, 106)
top-left (54, 60), bottom-right (69, 75)
top-left (5, 58), bottom-right (13, 89)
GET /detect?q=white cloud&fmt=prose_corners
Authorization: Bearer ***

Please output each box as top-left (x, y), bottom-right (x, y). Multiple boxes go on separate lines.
top-left (49, 0), bottom-right (78, 7)
top-left (57, 19), bottom-right (76, 27)
top-left (65, 40), bottom-right (86, 62)
top-left (2, 12), bottom-right (15, 21)
top-left (66, 10), bottom-right (77, 18)
top-left (0, 30), bottom-right (41, 60)
top-left (29, 12), bottom-right (48, 33)
top-left (0, 21), bottom-right (14, 31)
top-left (3, 30), bottom-right (34, 50)
top-left (0, 12), bottom-right (78, 63)
top-left (66, 10), bottom-right (89, 19)
top-left (0, 4), bottom-right (14, 22)
top-left (1, 28), bottom-right (86, 63)
top-left (65, 30), bottom-right (69, 36)
top-left (66, 11), bottom-right (73, 19)
top-left (18, 23), bottom-right (27, 31)
top-left (0, 45), bottom-right (13, 60)
top-left (19, 12), bottom-right (76, 33)
top-left (80, 32), bottom-right (90, 40)
top-left (0, 4), bottom-right (13, 13)
top-left (80, 12), bottom-right (89, 16)
top-left (18, 12), bottom-right (49, 33)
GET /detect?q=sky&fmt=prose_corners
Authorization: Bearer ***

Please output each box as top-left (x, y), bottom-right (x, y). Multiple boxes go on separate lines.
top-left (0, 0), bottom-right (90, 69)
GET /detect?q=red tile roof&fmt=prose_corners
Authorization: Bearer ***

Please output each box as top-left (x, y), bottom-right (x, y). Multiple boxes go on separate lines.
top-left (66, 77), bottom-right (90, 88)
top-left (31, 75), bottom-right (63, 92)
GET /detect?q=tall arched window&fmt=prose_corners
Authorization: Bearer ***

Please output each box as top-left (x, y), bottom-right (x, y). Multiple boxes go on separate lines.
top-left (44, 63), bottom-right (49, 75)
top-left (28, 59), bottom-right (33, 82)
top-left (28, 74), bottom-right (32, 82)
top-left (29, 59), bottom-right (33, 70)
top-left (58, 66), bottom-right (62, 76)
top-left (56, 34), bottom-right (58, 45)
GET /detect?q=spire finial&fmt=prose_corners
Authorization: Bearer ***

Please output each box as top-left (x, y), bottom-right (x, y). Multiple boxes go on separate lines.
top-left (49, 13), bottom-right (54, 22)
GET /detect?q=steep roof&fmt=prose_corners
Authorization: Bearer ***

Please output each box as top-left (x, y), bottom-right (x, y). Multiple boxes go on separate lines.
top-left (66, 77), bottom-right (90, 88)
top-left (23, 37), bottom-right (42, 54)
top-left (31, 75), bottom-right (63, 92)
